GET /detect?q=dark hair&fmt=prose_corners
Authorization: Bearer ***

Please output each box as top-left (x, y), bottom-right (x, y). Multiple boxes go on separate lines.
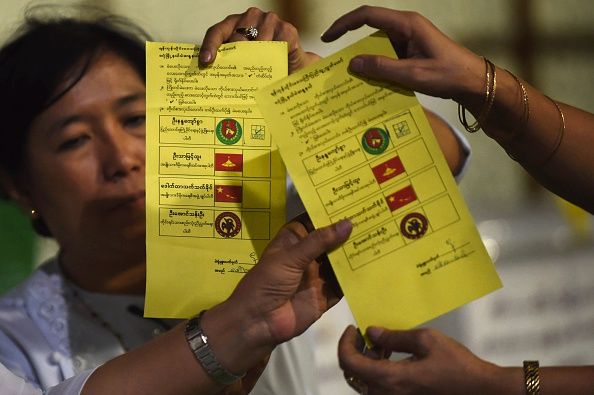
top-left (0, 4), bottom-right (150, 193)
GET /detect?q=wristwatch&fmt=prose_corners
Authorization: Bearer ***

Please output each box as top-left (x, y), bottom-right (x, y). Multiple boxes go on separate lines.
top-left (185, 310), bottom-right (245, 385)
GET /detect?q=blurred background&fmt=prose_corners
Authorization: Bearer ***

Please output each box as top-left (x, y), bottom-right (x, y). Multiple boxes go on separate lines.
top-left (1, 1), bottom-right (593, 393)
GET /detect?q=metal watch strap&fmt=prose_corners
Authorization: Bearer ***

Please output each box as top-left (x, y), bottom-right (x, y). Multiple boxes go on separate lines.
top-left (185, 310), bottom-right (245, 385)
top-left (523, 360), bottom-right (540, 395)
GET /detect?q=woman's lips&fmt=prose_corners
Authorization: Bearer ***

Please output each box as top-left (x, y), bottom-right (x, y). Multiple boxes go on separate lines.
top-left (107, 191), bottom-right (146, 212)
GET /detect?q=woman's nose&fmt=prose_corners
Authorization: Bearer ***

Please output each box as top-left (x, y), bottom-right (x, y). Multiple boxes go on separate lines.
top-left (100, 124), bottom-right (143, 181)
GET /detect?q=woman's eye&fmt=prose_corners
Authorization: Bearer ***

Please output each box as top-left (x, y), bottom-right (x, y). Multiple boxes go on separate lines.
top-left (124, 114), bottom-right (146, 128)
top-left (58, 135), bottom-right (89, 151)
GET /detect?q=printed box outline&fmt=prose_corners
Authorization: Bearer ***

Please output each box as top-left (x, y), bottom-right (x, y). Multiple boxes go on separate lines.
top-left (343, 193), bottom-right (460, 271)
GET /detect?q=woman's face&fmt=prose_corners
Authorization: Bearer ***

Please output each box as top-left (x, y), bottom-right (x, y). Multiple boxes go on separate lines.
top-left (20, 51), bottom-right (146, 255)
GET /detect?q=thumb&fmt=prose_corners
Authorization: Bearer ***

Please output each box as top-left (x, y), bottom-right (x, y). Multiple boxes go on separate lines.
top-left (367, 327), bottom-right (429, 357)
top-left (285, 219), bottom-right (352, 271)
top-left (349, 55), bottom-right (444, 97)
top-left (349, 54), bottom-right (411, 85)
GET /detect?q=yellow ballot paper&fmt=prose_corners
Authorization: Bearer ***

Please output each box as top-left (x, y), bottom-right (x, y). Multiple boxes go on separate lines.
top-left (255, 32), bottom-right (502, 331)
top-left (145, 42), bottom-right (287, 317)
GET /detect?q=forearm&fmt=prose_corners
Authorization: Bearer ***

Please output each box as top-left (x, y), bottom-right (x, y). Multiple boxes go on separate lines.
top-left (458, 58), bottom-right (594, 212)
top-left (82, 302), bottom-right (271, 395)
top-left (424, 108), bottom-right (467, 175)
top-left (487, 365), bottom-right (594, 395)
top-left (540, 366), bottom-right (594, 394)
top-left (82, 324), bottom-right (218, 395)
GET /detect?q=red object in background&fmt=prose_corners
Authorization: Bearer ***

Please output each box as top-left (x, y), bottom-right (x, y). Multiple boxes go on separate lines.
top-left (215, 152), bottom-right (243, 172)
top-left (385, 185), bottom-right (417, 211)
top-left (372, 156), bottom-right (405, 184)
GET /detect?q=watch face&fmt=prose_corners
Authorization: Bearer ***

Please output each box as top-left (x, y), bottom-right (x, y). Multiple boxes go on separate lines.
top-left (184, 314), bottom-right (244, 385)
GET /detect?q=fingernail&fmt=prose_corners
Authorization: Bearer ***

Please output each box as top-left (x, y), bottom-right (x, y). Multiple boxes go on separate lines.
top-left (336, 219), bottom-right (352, 237)
top-left (200, 50), bottom-right (212, 63)
top-left (366, 326), bottom-right (383, 341)
top-left (349, 57), bottom-right (364, 72)
top-left (319, 30), bottom-right (329, 41)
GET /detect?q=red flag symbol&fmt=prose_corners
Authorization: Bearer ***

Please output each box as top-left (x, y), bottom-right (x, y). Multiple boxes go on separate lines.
top-left (215, 153), bottom-right (243, 172)
top-left (372, 156), bottom-right (405, 184)
top-left (385, 185), bottom-right (417, 211)
top-left (215, 184), bottom-right (243, 203)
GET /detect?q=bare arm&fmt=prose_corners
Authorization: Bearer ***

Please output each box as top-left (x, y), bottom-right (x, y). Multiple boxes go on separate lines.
top-left (82, 220), bottom-right (351, 395)
top-left (321, 5), bottom-right (594, 212)
top-left (338, 325), bottom-right (594, 395)
top-left (425, 108), bottom-right (466, 175)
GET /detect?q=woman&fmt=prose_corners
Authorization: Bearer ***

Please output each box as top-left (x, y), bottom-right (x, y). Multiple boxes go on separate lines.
top-left (320, 5), bottom-right (594, 394)
top-left (0, 5), bottom-right (468, 395)
top-left (0, 6), bottom-right (323, 395)
top-left (1, 217), bottom-right (352, 395)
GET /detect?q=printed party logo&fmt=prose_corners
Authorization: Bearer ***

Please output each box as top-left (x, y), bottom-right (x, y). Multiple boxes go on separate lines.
top-left (361, 127), bottom-right (389, 155)
top-left (215, 212), bottom-right (242, 238)
top-left (214, 152), bottom-right (243, 173)
top-left (216, 118), bottom-right (242, 145)
top-left (400, 212), bottom-right (428, 240)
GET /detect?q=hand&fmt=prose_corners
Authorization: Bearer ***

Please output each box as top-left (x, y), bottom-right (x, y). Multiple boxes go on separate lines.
top-left (320, 6), bottom-right (485, 104)
top-left (204, 219), bottom-right (352, 376)
top-left (200, 7), bottom-right (320, 73)
top-left (230, 219), bottom-right (351, 345)
top-left (338, 326), bottom-right (505, 395)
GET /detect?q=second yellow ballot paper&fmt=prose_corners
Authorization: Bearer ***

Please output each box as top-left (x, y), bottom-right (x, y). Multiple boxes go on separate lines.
top-left (145, 42), bottom-right (287, 317)
top-left (255, 33), bottom-right (502, 331)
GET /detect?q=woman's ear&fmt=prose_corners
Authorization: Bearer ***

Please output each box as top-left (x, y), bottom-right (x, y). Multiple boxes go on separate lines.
top-left (1, 168), bottom-right (53, 237)
top-left (0, 167), bottom-right (33, 212)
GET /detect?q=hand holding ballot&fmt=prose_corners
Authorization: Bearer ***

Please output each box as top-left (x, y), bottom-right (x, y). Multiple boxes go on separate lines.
top-left (82, 219), bottom-right (352, 395)
top-left (322, 5), bottom-right (594, 395)
top-left (322, 5), bottom-right (594, 213)
top-left (254, 27), bottom-right (501, 334)
top-left (338, 325), bottom-right (504, 395)
top-left (199, 7), bottom-right (320, 73)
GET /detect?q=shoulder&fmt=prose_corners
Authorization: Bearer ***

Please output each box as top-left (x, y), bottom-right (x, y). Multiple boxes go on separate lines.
top-left (0, 263), bottom-right (73, 388)
top-left (0, 261), bottom-right (65, 319)
top-left (1, 262), bottom-right (71, 352)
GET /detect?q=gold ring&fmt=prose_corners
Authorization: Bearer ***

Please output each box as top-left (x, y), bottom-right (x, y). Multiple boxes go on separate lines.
top-left (345, 375), bottom-right (367, 394)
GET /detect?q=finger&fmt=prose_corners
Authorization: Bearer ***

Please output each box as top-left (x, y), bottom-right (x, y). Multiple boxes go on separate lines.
top-left (272, 18), bottom-right (300, 53)
top-left (199, 13), bottom-right (241, 63)
top-left (349, 55), bottom-right (435, 93)
top-left (199, 7), bottom-right (265, 64)
top-left (322, 281), bottom-right (341, 309)
top-left (318, 254), bottom-right (344, 299)
top-left (263, 221), bottom-right (309, 255)
top-left (238, 11), bottom-right (311, 74)
top-left (338, 325), bottom-right (389, 383)
top-left (366, 326), bottom-right (430, 357)
top-left (286, 219), bottom-right (352, 271)
top-left (256, 11), bottom-right (281, 41)
top-left (349, 54), bottom-right (401, 82)
top-left (230, 7), bottom-right (265, 42)
top-left (291, 212), bottom-right (315, 233)
top-left (321, 5), bottom-right (412, 43)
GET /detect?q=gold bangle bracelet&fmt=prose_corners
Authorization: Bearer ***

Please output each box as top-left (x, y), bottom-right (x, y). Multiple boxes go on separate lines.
top-left (508, 96), bottom-right (564, 167)
top-left (535, 98), bottom-right (565, 167)
top-left (458, 57), bottom-right (497, 133)
top-left (506, 69), bottom-right (530, 129)
top-left (481, 59), bottom-right (497, 124)
top-left (503, 70), bottom-right (530, 161)
top-left (523, 360), bottom-right (540, 395)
